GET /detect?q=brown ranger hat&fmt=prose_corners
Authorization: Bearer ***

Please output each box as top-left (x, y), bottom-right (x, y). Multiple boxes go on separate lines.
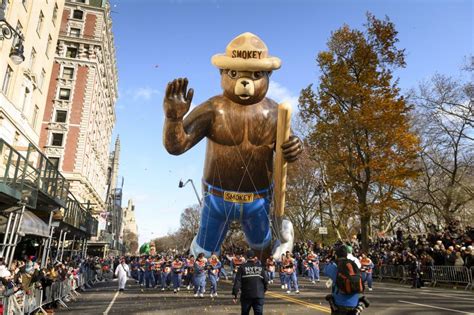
top-left (211, 32), bottom-right (281, 71)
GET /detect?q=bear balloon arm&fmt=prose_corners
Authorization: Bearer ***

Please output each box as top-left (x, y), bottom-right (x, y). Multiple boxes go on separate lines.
top-left (281, 135), bottom-right (303, 163)
top-left (164, 78), bottom-right (194, 120)
top-left (163, 101), bottom-right (214, 155)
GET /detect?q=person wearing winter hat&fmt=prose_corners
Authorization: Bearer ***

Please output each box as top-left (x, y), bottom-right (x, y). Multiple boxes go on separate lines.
top-left (346, 245), bottom-right (361, 269)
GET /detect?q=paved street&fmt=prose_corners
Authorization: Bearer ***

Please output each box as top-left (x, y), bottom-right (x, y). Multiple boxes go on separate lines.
top-left (56, 276), bottom-right (474, 315)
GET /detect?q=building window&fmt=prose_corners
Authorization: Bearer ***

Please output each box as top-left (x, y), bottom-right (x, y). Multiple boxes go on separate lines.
top-left (62, 67), bottom-right (74, 79)
top-left (70, 27), bottom-right (81, 37)
top-left (21, 87), bottom-right (30, 113)
top-left (49, 157), bottom-right (60, 169)
top-left (55, 110), bottom-right (67, 123)
top-left (65, 45), bottom-right (78, 58)
top-left (58, 88), bottom-right (71, 100)
top-left (37, 11), bottom-right (44, 36)
top-left (2, 66), bottom-right (13, 95)
top-left (46, 35), bottom-right (52, 57)
top-left (52, 3), bottom-right (58, 24)
top-left (32, 105), bottom-right (39, 128)
top-left (73, 10), bottom-right (83, 20)
top-left (28, 48), bottom-right (36, 70)
top-left (51, 133), bottom-right (64, 146)
top-left (39, 68), bottom-right (46, 89)
top-left (76, 0), bottom-right (86, 4)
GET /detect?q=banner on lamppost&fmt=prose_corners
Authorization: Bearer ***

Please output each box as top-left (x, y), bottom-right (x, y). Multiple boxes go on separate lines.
top-left (319, 227), bottom-right (328, 235)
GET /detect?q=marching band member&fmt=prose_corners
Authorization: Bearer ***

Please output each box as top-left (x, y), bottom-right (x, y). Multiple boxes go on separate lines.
top-left (208, 254), bottom-right (221, 297)
top-left (138, 259), bottom-right (145, 286)
top-left (184, 255), bottom-right (195, 290)
top-left (266, 255), bottom-right (276, 284)
top-left (218, 254), bottom-right (228, 280)
top-left (161, 257), bottom-right (172, 291)
top-left (279, 253), bottom-right (286, 289)
top-left (193, 253), bottom-right (207, 298)
top-left (144, 259), bottom-right (155, 288)
top-left (306, 251), bottom-right (320, 283)
top-left (231, 254), bottom-right (246, 280)
top-left (171, 256), bottom-right (184, 293)
top-left (360, 253), bottom-right (374, 291)
top-left (153, 256), bottom-right (163, 289)
top-left (283, 253), bottom-right (299, 294)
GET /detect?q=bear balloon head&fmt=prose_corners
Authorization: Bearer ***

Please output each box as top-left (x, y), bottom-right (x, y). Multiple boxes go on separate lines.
top-left (219, 69), bottom-right (271, 105)
top-left (212, 32), bottom-right (281, 105)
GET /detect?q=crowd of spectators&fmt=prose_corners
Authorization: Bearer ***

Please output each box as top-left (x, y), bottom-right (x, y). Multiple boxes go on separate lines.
top-left (0, 255), bottom-right (116, 313)
top-left (290, 221), bottom-right (473, 275)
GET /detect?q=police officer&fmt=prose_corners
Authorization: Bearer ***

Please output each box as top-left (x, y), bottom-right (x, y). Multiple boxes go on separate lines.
top-left (232, 250), bottom-right (268, 315)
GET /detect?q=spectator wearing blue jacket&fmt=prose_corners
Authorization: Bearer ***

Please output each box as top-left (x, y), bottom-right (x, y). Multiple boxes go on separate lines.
top-left (325, 246), bottom-right (360, 314)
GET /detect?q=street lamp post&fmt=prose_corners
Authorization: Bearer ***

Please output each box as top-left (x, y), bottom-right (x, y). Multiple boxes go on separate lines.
top-left (178, 179), bottom-right (202, 206)
top-left (0, 0), bottom-right (25, 64)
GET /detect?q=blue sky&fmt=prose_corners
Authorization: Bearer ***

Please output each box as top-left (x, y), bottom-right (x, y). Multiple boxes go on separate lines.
top-left (108, 0), bottom-right (473, 245)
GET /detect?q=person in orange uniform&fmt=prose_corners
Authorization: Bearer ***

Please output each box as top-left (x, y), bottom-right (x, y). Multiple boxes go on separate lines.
top-left (231, 254), bottom-right (246, 280)
top-left (184, 255), bottom-right (195, 290)
top-left (360, 253), bottom-right (374, 291)
top-left (306, 251), bottom-right (320, 283)
top-left (266, 255), bottom-right (276, 284)
top-left (208, 254), bottom-right (221, 297)
top-left (171, 256), bottom-right (184, 293)
top-left (283, 253), bottom-right (299, 294)
top-left (194, 253), bottom-right (208, 298)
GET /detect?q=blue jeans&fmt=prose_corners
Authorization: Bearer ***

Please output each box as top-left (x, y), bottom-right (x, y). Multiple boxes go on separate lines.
top-left (267, 271), bottom-right (274, 281)
top-left (194, 274), bottom-right (206, 294)
top-left (362, 272), bottom-right (373, 288)
top-left (196, 183), bottom-right (272, 253)
top-left (219, 267), bottom-right (227, 279)
top-left (241, 298), bottom-right (264, 315)
top-left (161, 272), bottom-right (171, 289)
top-left (172, 273), bottom-right (182, 289)
top-left (209, 274), bottom-right (218, 294)
top-left (313, 266), bottom-right (320, 280)
top-left (144, 271), bottom-right (155, 288)
top-left (139, 270), bottom-right (144, 285)
top-left (285, 273), bottom-right (299, 291)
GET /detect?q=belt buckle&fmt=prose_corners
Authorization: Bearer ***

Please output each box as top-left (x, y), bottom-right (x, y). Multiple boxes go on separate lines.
top-left (223, 191), bottom-right (254, 203)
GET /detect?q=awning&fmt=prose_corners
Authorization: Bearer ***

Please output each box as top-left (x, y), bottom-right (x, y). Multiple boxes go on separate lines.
top-left (0, 210), bottom-right (50, 238)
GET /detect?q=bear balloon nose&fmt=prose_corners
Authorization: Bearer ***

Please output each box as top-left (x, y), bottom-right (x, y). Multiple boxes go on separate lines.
top-left (241, 80), bottom-right (249, 87)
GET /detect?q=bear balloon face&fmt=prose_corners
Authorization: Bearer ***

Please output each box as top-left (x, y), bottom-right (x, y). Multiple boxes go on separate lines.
top-left (220, 69), bottom-right (271, 105)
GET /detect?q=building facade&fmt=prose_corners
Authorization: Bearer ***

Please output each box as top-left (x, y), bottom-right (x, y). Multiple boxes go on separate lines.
top-left (39, 0), bottom-right (118, 218)
top-left (122, 199), bottom-right (138, 255)
top-left (0, 0), bottom-right (65, 148)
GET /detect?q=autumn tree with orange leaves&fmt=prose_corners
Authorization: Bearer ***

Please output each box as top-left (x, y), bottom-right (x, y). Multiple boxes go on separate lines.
top-left (299, 13), bottom-right (420, 251)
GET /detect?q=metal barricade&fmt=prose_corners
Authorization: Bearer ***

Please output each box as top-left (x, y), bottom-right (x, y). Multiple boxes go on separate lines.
top-left (377, 264), bottom-right (404, 282)
top-left (2, 290), bottom-right (24, 315)
top-left (470, 267), bottom-right (474, 290)
top-left (431, 266), bottom-right (471, 290)
top-left (420, 266), bottom-right (434, 286)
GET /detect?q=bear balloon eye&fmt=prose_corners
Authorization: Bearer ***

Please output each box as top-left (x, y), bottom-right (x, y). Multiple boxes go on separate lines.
top-left (252, 71), bottom-right (264, 80)
top-left (227, 70), bottom-right (238, 79)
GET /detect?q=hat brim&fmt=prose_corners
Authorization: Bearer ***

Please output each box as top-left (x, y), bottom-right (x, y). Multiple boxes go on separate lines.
top-left (211, 54), bottom-right (281, 71)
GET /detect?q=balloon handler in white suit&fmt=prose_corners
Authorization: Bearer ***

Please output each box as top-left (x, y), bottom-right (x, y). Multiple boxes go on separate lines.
top-left (115, 258), bottom-right (130, 291)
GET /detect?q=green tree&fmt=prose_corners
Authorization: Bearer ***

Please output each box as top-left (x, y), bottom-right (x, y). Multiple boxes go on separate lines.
top-left (299, 13), bottom-right (420, 251)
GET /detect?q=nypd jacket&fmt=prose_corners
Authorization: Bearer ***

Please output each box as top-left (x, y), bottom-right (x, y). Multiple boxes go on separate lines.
top-left (232, 259), bottom-right (268, 299)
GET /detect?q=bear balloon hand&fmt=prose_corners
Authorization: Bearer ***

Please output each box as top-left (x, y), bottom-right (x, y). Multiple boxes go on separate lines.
top-left (281, 135), bottom-right (303, 163)
top-left (164, 78), bottom-right (194, 120)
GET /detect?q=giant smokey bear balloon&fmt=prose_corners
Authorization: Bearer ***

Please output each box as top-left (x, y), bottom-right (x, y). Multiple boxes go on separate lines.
top-left (163, 32), bottom-right (303, 259)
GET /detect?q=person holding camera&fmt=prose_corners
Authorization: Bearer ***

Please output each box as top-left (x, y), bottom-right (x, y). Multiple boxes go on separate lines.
top-left (325, 245), bottom-right (369, 315)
